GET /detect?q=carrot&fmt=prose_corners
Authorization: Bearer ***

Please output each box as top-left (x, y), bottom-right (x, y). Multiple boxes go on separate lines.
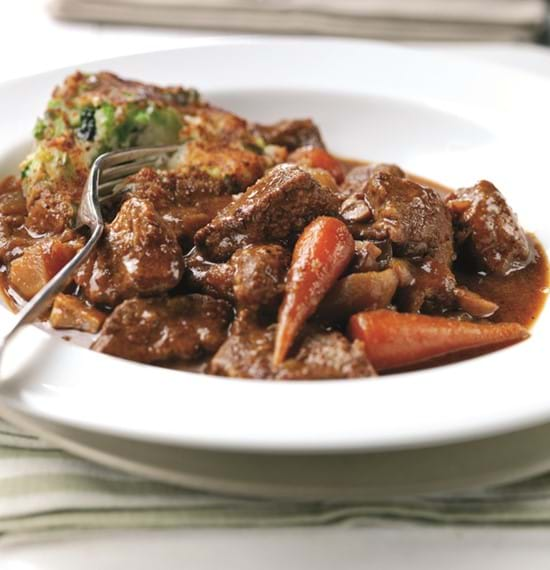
top-left (348, 309), bottom-right (529, 372)
top-left (288, 146), bottom-right (345, 184)
top-left (273, 216), bottom-right (354, 365)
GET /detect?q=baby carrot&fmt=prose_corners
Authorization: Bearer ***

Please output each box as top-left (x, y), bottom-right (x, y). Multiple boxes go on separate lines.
top-left (273, 216), bottom-right (354, 365)
top-left (348, 309), bottom-right (529, 372)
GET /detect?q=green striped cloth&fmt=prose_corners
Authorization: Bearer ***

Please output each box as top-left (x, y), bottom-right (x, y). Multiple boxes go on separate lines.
top-left (3, 418), bottom-right (550, 542)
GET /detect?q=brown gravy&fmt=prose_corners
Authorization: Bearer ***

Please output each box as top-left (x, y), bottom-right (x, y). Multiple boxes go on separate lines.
top-left (455, 242), bottom-right (548, 327)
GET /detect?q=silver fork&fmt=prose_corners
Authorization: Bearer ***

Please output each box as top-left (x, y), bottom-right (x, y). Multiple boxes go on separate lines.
top-left (0, 144), bottom-right (180, 357)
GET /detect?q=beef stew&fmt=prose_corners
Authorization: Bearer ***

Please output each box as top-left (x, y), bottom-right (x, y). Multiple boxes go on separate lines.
top-left (0, 72), bottom-right (547, 380)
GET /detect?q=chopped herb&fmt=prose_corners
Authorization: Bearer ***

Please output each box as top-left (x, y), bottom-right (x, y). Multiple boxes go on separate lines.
top-left (76, 107), bottom-right (97, 142)
top-left (33, 118), bottom-right (47, 140)
top-left (20, 163), bottom-right (30, 179)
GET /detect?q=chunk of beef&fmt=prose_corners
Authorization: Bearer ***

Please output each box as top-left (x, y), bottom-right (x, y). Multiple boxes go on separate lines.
top-left (279, 330), bottom-right (375, 380)
top-left (361, 172), bottom-right (457, 313)
top-left (395, 257), bottom-right (457, 314)
top-left (93, 294), bottom-right (232, 363)
top-left (208, 316), bottom-right (274, 379)
top-left (208, 318), bottom-right (375, 380)
top-left (183, 249), bottom-right (235, 301)
top-left (340, 166), bottom-right (400, 261)
top-left (194, 164), bottom-right (340, 262)
top-left (339, 163), bottom-right (405, 199)
top-left (230, 244), bottom-right (290, 313)
top-left (256, 119), bottom-right (325, 151)
top-left (447, 180), bottom-right (534, 275)
top-left (365, 172), bottom-right (454, 261)
top-left (75, 197), bottom-right (184, 306)
top-left (184, 243), bottom-right (290, 312)
top-left (122, 168), bottom-right (233, 245)
top-left (0, 176), bottom-right (27, 221)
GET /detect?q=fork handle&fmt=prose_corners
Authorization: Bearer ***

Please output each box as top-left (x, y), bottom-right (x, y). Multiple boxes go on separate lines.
top-left (0, 224), bottom-right (104, 357)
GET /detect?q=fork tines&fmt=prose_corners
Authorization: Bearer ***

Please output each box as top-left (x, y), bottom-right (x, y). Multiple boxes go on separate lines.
top-left (96, 144), bottom-right (181, 197)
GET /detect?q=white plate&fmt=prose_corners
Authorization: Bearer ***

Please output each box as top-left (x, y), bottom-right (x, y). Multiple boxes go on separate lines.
top-left (5, 403), bottom-right (550, 500)
top-left (0, 39), bottom-right (548, 453)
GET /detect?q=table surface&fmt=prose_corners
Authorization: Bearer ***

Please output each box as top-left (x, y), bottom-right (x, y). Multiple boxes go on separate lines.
top-left (2, 1), bottom-right (550, 567)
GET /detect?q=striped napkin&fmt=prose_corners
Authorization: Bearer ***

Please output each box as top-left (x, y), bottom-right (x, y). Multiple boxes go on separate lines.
top-left (49, 0), bottom-right (547, 42)
top-left (4, 418), bottom-right (550, 544)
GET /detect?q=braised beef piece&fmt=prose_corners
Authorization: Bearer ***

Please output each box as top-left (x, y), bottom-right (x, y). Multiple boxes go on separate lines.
top-left (364, 172), bottom-right (454, 261)
top-left (279, 330), bottom-right (375, 380)
top-left (208, 314), bottom-right (274, 379)
top-left (194, 164), bottom-right (340, 262)
top-left (337, 166), bottom-right (458, 313)
top-left (356, 172), bottom-right (457, 312)
top-left (256, 119), bottom-right (325, 151)
top-left (184, 243), bottom-right (289, 312)
top-left (122, 167), bottom-right (233, 246)
top-left (340, 165), bottom-right (405, 236)
top-left (396, 257), bottom-right (456, 313)
top-left (208, 317), bottom-right (375, 380)
top-left (75, 197), bottom-right (184, 306)
top-left (93, 294), bottom-right (232, 363)
top-left (340, 165), bottom-right (404, 244)
top-left (184, 249), bottom-right (235, 301)
top-left (339, 164), bottom-right (405, 199)
top-left (446, 180), bottom-right (534, 275)
top-left (230, 244), bottom-right (290, 313)
top-left (0, 176), bottom-right (27, 226)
